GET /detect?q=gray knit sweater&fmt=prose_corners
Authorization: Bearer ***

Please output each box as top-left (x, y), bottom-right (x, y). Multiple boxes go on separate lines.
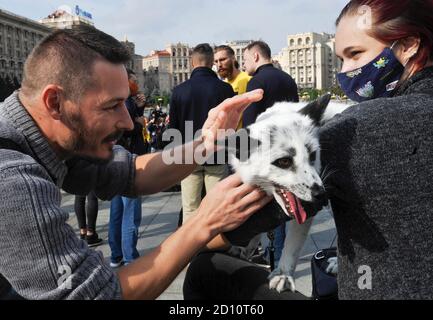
top-left (0, 92), bottom-right (137, 300)
top-left (321, 67), bottom-right (433, 300)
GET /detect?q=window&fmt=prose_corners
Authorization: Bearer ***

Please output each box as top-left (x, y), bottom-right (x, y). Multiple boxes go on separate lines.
top-left (290, 39), bottom-right (295, 46)
top-left (172, 49), bottom-right (176, 57)
top-left (298, 38), bottom-right (302, 45)
top-left (306, 37), bottom-right (311, 45)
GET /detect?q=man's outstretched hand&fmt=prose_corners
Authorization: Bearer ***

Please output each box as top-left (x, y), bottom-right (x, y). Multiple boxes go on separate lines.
top-left (201, 89), bottom-right (263, 153)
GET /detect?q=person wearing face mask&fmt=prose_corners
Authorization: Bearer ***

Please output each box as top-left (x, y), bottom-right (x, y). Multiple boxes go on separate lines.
top-left (183, 0), bottom-right (433, 300)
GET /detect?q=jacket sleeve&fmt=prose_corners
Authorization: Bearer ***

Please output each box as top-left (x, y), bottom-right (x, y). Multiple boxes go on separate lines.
top-left (62, 146), bottom-right (137, 200)
top-left (0, 156), bottom-right (122, 300)
top-left (242, 78), bottom-right (266, 127)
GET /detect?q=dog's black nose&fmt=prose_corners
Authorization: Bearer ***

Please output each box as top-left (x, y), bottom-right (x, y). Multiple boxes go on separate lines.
top-left (311, 184), bottom-right (328, 207)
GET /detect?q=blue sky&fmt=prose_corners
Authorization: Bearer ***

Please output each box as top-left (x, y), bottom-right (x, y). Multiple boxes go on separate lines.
top-left (0, 0), bottom-right (349, 56)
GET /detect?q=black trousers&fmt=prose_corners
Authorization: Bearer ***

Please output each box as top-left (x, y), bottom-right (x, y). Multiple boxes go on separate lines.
top-left (183, 252), bottom-right (308, 300)
top-left (74, 192), bottom-right (99, 232)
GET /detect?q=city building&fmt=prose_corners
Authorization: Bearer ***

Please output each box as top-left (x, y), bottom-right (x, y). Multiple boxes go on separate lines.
top-left (142, 50), bottom-right (172, 96)
top-left (274, 32), bottom-right (342, 90)
top-left (166, 43), bottom-right (192, 88)
top-left (121, 37), bottom-right (144, 90)
top-left (0, 8), bottom-right (50, 84)
top-left (39, 5), bottom-right (94, 29)
top-left (224, 40), bottom-right (254, 69)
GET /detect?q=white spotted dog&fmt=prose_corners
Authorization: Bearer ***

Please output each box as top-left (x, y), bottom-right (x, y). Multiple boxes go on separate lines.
top-left (227, 94), bottom-right (350, 293)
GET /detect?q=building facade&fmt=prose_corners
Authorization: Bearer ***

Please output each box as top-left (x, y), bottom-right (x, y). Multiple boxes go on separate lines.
top-left (0, 8), bottom-right (50, 83)
top-left (39, 8), bottom-right (94, 30)
top-left (165, 43), bottom-right (192, 88)
top-left (142, 50), bottom-right (172, 95)
top-left (121, 37), bottom-right (144, 90)
top-left (274, 32), bottom-right (341, 90)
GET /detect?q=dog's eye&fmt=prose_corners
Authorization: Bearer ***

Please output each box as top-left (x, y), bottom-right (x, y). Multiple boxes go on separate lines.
top-left (273, 157), bottom-right (293, 169)
top-left (309, 152), bottom-right (317, 164)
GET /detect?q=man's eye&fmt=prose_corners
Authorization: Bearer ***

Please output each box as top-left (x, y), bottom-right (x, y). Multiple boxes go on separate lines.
top-left (273, 157), bottom-right (293, 169)
top-left (106, 104), bottom-right (118, 110)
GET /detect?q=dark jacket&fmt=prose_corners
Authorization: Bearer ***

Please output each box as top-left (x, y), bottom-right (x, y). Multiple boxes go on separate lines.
top-left (321, 67), bottom-right (433, 299)
top-left (169, 67), bottom-right (235, 164)
top-left (120, 96), bottom-right (147, 155)
top-left (170, 67), bottom-right (235, 141)
top-left (243, 64), bottom-right (299, 127)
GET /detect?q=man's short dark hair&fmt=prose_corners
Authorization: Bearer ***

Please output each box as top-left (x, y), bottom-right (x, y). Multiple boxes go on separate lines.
top-left (21, 25), bottom-right (131, 102)
top-left (214, 45), bottom-right (235, 57)
top-left (245, 41), bottom-right (272, 60)
top-left (192, 43), bottom-right (214, 67)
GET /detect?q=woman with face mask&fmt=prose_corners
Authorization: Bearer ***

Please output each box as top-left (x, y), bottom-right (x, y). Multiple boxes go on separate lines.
top-left (183, 0), bottom-right (433, 300)
top-left (320, 0), bottom-right (433, 300)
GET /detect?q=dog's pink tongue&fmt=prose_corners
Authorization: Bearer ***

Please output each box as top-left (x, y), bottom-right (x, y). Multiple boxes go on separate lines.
top-left (286, 192), bottom-right (307, 224)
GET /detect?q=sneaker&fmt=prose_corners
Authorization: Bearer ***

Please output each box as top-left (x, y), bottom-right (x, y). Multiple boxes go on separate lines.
top-left (249, 254), bottom-right (271, 269)
top-left (86, 233), bottom-right (103, 247)
top-left (110, 259), bottom-right (123, 268)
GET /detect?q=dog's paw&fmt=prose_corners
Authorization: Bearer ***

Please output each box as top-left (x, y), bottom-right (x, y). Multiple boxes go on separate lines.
top-left (326, 257), bottom-right (338, 275)
top-left (268, 269), bottom-right (296, 293)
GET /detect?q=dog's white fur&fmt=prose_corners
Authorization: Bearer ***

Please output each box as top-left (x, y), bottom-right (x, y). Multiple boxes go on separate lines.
top-left (229, 97), bottom-right (351, 293)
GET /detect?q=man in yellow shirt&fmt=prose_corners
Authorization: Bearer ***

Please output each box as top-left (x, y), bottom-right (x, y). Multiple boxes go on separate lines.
top-left (214, 45), bottom-right (251, 129)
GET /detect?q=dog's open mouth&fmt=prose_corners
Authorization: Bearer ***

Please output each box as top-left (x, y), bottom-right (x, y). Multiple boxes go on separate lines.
top-left (273, 187), bottom-right (308, 224)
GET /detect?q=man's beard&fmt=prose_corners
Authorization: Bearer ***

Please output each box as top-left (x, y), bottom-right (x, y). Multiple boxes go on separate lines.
top-left (219, 63), bottom-right (234, 79)
top-left (60, 108), bottom-right (123, 164)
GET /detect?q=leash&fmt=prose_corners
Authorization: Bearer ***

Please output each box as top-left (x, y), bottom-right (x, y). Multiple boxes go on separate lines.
top-left (267, 230), bottom-right (276, 271)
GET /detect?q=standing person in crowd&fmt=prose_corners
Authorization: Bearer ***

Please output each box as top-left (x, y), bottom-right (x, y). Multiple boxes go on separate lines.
top-left (0, 25), bottom-right (267, 300)
top-left (108, 69), bottom-right (147, 268)
top-left (214, 45), bottom-right (252, 130)
top-left (147, 115), bottom-right (166, 153)
top-left (169, 43), bottom-right (235, 224)
top-left (184, 0), bottom-right (433, 300)
top-left (142, 116), bottom-right (151, 154)
top-left (74, 192), bottom-right (102, 247)
top-left (214, 45), bottom-right (252, 96)
top-left (242, 40), bottom-right (299, 126)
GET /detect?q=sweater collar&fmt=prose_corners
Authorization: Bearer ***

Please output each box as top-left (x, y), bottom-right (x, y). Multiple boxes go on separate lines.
top-left (2, 91), bottom-right (67, 186)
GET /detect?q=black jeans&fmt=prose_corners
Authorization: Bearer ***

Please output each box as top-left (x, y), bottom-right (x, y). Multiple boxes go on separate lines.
top-left (183, 252), bottom-right (308, 300)
top-left (74, 192), bottom-right (99, 232)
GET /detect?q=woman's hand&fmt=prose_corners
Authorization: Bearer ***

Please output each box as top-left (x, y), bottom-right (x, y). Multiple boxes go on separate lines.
top-left (197, 174), bottom-right (273, 236)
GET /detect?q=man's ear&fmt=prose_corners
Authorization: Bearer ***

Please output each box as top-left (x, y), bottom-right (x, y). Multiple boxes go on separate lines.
top-left (41, 85), bottom-right (64, 121)
top-left (254, 52), bottom-right (260, 63)
top-left (299, 94), bottom-right (332, 126)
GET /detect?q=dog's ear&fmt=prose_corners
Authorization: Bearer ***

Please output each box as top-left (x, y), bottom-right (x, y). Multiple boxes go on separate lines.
top-left (299, 94), bottom-right (332, 126)
top-left (217, 129), bottom-right (261, 161)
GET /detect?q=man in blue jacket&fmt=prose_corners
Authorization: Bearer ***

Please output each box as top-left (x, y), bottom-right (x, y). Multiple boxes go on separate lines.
top-left (169, 43), bottom-right (235, 224)
top-left (243, 41), bottom-right (299, 127)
